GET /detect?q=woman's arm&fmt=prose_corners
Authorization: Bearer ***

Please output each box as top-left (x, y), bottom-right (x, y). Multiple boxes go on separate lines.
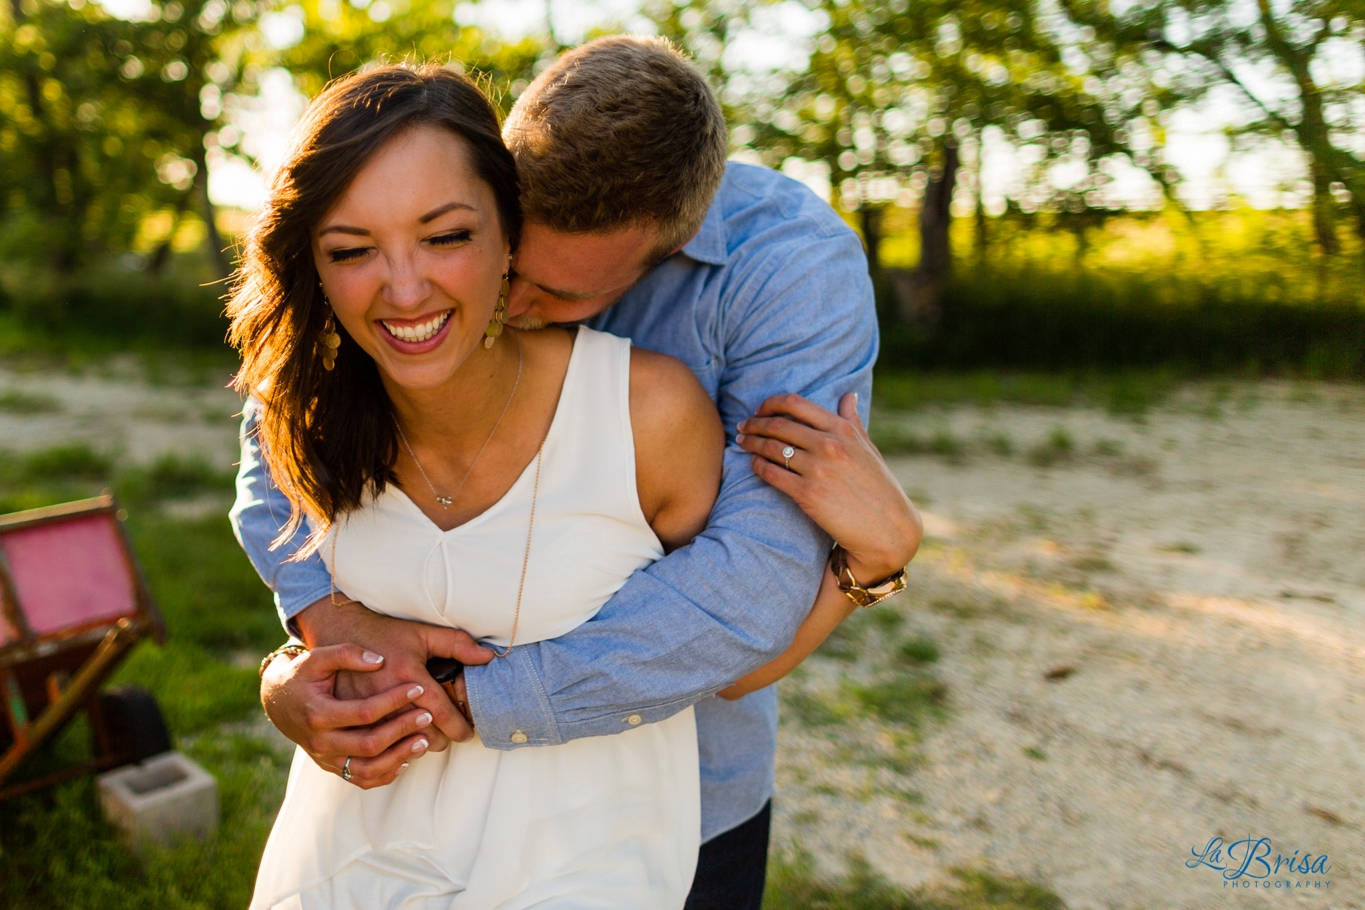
top-left (719, 391), bottom-right (922, 699)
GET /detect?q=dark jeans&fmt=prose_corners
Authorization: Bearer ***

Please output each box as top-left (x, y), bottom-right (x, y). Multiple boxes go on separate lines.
top-left (683, 801), bottom-right (772, 910)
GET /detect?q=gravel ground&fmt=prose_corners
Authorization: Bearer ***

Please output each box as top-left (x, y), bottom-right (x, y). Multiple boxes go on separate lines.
top-left (773, 383), bottom-right (1363, 910)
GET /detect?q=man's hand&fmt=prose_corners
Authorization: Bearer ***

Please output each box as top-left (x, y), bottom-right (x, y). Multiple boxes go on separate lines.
top-left (261, 643), bottom-right (438, 789)
top-left (737, 392), bottom-right (922, 583)
top-left (294, 595), bottom-right (495, 748)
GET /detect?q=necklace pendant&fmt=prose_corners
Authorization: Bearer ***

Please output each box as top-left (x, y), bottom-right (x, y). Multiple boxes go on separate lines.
top-left (435, 495), bottom-right (453, 508)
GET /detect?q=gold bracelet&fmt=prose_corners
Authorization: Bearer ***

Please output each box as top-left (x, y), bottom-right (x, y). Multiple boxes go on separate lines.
top-left (830, 544), bottom-right (908, 608)
top-left (259, 643), bottom-right (309, 678)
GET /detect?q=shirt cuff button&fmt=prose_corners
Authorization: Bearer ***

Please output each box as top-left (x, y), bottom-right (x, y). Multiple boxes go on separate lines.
top-left (510, 731), bottom-right (528, 744)
top-left (625, 714), bottom-right (642, 726)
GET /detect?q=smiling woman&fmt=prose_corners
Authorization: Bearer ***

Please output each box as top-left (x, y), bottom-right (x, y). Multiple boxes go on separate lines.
top-left (227, 65), bottom-right (522, 555)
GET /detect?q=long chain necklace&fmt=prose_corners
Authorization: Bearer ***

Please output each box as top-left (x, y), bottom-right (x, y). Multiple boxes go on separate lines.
top-left (395, 332), bottom-right (523, 509)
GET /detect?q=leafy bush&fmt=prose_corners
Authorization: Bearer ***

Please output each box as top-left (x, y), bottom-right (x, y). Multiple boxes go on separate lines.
top-left (0, 266), bottom-right (229, 349)
top-left (880, 268), bottom-right (1365, 377)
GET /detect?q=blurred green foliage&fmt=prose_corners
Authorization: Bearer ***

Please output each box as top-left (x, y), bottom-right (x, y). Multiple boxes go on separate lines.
top-left (0, 0), bottom-right (259, 274)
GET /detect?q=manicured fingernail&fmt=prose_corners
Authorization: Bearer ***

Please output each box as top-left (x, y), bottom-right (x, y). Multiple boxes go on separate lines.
top-left (407, 685), bottom-right (424, 699)
top-left (415, 712), bottom-right (432, 728)
top-left (396, 762), bottom-right (409, 776)
top-left (412, 738), bottom-right (428, 753)
top-left (735, 433), bottom-right (746, 444)
top-left (362, 651), bottom-right (383, 664)
top-left (853, 392), bottom-right (859, 407)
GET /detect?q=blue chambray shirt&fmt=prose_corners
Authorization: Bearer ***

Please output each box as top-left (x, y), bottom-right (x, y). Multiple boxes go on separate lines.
top-left (230, 162), bottom-right (877, 841)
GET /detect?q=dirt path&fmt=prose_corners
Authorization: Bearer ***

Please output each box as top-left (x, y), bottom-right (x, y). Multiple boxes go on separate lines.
top-left (774, 383), bottom-right (1364, 909)
top-left (0, 358), bottom-right (242, 468)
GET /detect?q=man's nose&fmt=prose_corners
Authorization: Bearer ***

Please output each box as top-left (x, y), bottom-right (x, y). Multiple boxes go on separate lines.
top-left (506, 276), bottom-right (536, 318)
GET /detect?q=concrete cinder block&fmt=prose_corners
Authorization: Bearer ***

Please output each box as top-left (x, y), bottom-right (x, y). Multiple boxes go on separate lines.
top-left (97, 751), bottom-right (219, 850)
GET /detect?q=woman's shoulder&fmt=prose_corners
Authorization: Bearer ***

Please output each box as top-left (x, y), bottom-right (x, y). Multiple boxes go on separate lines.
top-left (628, 346), bottom-right (714, 431)
top-left (628, 342), bottom-right (723, 548)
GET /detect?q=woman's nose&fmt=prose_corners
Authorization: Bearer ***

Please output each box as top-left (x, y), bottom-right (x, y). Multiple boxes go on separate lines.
top-left (384, 254), bottom-right (431, 310)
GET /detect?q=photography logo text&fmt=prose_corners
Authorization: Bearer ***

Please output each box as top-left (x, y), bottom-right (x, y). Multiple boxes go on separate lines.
top-left (1187, 836), bottom-right (1331, 890)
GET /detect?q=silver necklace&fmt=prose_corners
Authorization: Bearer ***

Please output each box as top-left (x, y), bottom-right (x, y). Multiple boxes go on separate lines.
top-left (395, 332), bottom-right (523, 509)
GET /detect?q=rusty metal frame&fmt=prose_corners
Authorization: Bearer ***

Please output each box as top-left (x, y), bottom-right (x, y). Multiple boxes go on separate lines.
top-left (0, 495), bottom-right (165, 794)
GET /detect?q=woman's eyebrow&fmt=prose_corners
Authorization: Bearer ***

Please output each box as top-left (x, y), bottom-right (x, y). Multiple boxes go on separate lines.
top-left (317, 224), bottom-right (369, 237)
top-left (317, 202), bottom-right (477, 237)
top-left (419, 202), bottom-right (477, 223)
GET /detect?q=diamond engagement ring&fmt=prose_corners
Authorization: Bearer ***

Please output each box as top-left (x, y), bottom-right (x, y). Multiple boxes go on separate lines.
top-left (342, 756), bottom-right (354, 782)
top-left (782, 445), bottom-right (796, 470)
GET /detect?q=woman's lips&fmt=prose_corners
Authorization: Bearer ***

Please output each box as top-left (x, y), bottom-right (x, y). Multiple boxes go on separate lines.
top-left (376, 310), bottom-right (454, 354)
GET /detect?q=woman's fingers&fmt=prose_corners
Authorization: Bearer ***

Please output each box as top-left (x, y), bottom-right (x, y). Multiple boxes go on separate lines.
top-left (836, 392), bottom-right (869, 439)
top-left (297, 642), bottom-right (387, 679)
top-left (332, 731), bottom-right (432, 790)
top-left (753, 392), bottom-right (840, 431)
top-left (737, 414), bottom-right (822, 451)
top-left (740, 433), bottom-right (817, 475)
top-left (325, 682), bottom-right (427, 729)
top-left (306, 705), bottom-right (434, 767)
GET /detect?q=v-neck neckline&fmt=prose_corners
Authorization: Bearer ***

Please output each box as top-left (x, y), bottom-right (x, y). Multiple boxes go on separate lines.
top-left (386, 329), bottom-right (583, 536)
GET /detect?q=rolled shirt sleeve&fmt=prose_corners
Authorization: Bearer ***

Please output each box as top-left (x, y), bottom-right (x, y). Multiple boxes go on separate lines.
top-left (229, 397), bottom-right (334, 632)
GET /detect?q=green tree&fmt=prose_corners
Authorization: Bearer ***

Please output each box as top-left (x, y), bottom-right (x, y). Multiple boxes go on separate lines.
top-left (0, 0), bottom-right (258, 275)
top-left (650, 0), bottom-right (1168, 321)
top-left (257, 0), bottom-right (544, 112)
top-left (1069, 0), bottom-right (1365, 258)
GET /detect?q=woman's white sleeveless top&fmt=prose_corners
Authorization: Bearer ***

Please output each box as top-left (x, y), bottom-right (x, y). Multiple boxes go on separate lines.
top-left (251, 328), bottom-right (700, 910)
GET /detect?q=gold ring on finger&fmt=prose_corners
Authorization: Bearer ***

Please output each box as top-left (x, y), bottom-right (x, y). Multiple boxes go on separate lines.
top-left (782, 445), bottom-right (796, 470)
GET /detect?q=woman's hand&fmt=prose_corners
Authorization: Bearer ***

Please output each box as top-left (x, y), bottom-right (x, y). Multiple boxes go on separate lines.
top-left (737, 392), bottom-right (922, 583)
top-left (261, 644), bottom-right (439, 789)
top-left (295, 595), bottom-right (495, 749)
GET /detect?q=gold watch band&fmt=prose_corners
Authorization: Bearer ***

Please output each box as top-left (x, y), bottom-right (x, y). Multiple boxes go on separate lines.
top-left (830, 544), bottom-right (907, 608)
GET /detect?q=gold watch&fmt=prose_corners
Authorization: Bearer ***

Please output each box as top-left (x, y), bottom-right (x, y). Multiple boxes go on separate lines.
top-left (830, 544), bottom-right (907, 608)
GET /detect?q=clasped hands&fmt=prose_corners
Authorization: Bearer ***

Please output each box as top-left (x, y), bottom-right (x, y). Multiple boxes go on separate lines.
top-left (261, 597), bottom-right (495, 789)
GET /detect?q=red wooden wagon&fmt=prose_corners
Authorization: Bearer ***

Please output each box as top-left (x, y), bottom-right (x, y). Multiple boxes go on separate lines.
top-left (0, 495), bottom-right (169, 800)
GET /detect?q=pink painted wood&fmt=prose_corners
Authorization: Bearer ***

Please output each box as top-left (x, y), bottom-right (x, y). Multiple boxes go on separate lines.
top-left (0, 514), bottom-right (139, 636)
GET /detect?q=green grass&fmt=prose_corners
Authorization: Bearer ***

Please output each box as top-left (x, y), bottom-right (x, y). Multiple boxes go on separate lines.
top-left (897, 637), bottom-right (941, 666)
top-left (0, 729), bottom-right (287, 910)
top-left (873, 370), bottom-right (1176, 416)
top-left (0, 389), bottom-right (62, 414)
top-left (1027, 428), bottom-right (1074, 468)
top-left (766, 852), bottom-right (1066, 909)
top-left (0, 449), bottom-right (283, 907)
top-left (848, 677), bottom-right (948, 727)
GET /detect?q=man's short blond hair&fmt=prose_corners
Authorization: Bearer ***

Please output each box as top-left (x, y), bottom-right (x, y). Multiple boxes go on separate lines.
top-left (504, 35), bottom-right (728, 261)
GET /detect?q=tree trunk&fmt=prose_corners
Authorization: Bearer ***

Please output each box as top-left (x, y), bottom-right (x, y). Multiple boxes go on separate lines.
top-left (896, 142), bottom-right (959, 325)
top-left (192, 144), bottom-right (232, 276)
top-left (148, 193), bottom-right (190, 276)
top-left (859, 204), bottom-right (884, 273)
top-left (973, 183), bottom-right (988, 262)
top-left (1309, 158), bottom-right (1340, 257)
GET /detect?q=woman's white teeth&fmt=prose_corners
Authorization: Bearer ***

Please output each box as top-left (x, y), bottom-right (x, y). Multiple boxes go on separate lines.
top-left (383, 311), bottom-right (450, 343)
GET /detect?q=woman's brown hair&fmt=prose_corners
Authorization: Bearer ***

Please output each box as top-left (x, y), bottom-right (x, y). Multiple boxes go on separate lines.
top-left (228, 64), bottom-right (521, 555)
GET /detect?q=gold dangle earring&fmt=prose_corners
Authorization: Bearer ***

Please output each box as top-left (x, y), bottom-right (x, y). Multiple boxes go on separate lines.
top-left (320, 303), bottom-right (341, 371)
top-left (484, 268), bottom-right (510, 349)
